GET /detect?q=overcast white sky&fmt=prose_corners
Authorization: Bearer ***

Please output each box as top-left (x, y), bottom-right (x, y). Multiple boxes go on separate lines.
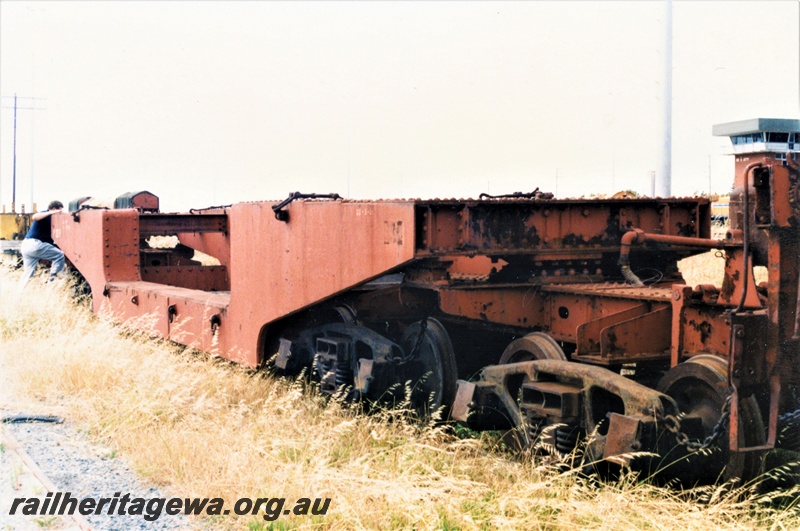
top-left (1, 1), bottom-right (798, 212)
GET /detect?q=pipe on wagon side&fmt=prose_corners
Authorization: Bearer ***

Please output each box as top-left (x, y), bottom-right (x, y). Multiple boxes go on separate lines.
top-left (617, 228), bottom-right (731, 286)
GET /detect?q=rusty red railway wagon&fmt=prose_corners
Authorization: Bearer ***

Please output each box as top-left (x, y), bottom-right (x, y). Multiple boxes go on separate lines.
top-left (52, 118), bottom-right (799, 483)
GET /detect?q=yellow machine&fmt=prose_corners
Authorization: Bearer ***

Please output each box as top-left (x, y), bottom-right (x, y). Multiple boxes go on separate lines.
top-left (0, 206), bottom-right (32, 256)
top-left (0, 211), bottom-right (30, 240)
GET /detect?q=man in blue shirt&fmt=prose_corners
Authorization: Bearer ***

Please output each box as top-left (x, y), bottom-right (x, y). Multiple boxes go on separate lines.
top-left (18, 200), bottom-right (65, 289)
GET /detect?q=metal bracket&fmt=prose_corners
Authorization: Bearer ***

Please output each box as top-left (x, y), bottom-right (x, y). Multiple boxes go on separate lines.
top-left (478, 187), bottom-right (553, 200)
top-left (71, 204), bottom-right (108, 222)
top-left (272, 192), bottom-right (341, 222)
top-left (210, 314), bottom-right (221, 336)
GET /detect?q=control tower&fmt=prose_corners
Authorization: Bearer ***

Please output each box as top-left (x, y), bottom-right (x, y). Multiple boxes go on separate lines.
top-left (714, 117), bottom-right (800, 187)
top-left (713, 118), bottom-right (799, 230)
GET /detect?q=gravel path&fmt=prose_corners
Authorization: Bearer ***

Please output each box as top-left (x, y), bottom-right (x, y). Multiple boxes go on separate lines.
top-left (1, 379), bottom-right (194, 530)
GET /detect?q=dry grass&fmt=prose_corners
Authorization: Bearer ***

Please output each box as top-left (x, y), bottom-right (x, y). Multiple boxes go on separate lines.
top-left (678, 222), bottom-right (768, 287)
top-left (678, 251), bottom-right (768, 288)
top-left (1, 265), bottom-right (797, 530)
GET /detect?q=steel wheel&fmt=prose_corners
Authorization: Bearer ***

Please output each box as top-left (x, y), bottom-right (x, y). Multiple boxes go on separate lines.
top-left (499, 332), bottom-right (567, 364)
top-left (400, 318), bottom-right (458, 417)
top-left (656, 355), bottom-right (765, 484)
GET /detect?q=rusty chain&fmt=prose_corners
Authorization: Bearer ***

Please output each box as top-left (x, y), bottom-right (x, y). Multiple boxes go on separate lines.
top-left (778, 407), bottom-right (800, 452)
top-left (780, 407), bottom-right (800, 426)
top-left (659, 399), bottom-right (800, 453)
top-left (658, 394), bottom-right (733, 453)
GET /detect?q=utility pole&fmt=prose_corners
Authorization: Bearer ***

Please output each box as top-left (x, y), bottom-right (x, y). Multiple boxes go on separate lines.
top-left (1, 94), bottom-right (45, 212)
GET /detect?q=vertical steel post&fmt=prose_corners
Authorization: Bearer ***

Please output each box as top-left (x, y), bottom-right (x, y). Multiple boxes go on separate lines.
top-left (658, 0), bottom-right (673, 198)
top-left (12, 94), bottom-right (18, 212)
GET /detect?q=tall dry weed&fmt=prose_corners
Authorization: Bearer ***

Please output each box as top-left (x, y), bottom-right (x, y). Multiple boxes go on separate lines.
top-left (0, 264), bottom-right (796, 530)
top-left (677, 221), bottom-right (768, 287)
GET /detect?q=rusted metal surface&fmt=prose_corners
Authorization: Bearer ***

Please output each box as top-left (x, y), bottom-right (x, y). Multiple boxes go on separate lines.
top-left (55, 200), bottom-right (419, 366)
top-left (139, 214), bottom-right (227, 236)
top-left (576, 303), bottom-right (653, 355)
top-left (104, 281), bottom-right (230, 354)
top-left (228, 200), bottom-right (418, 366)
top-left (141, 265), bottom-right (228, 292)
top-left (598, 306), bottom-right (671, 360)
top-left (415, 198), bottom-right (709, 256)
top-left (50, 117), bottom-right (799, 484)
top-left (438, 284), bottom-right (675, 365)
top-left (52, 209), bottom-right (140, 296)
top-left (718, 252), bottom-right (763, 309)
top-left (673, 304), bottom-right (731, 360)
top-left (452, 359), bottom-right (675, 461)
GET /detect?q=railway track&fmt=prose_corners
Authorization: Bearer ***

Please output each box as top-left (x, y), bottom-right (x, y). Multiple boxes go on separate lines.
top-left (0, 401), bottom-right (190, 530)
top-left (1, 420), bottom-right (93, 530)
